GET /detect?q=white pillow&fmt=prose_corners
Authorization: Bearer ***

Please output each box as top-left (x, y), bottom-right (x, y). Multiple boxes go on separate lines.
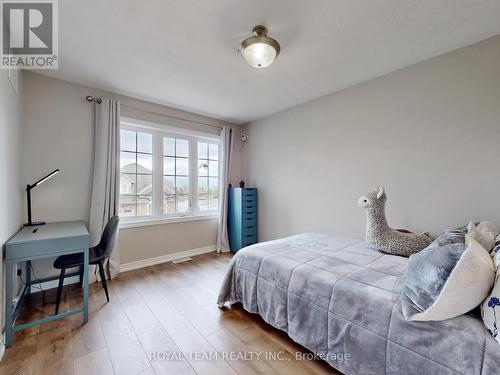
top-left (403, 236), bottom-right (494, 322)
top-left (481, 234), bottom-right (500, 343)
top-left (468, 221), bottom-right (498, 252)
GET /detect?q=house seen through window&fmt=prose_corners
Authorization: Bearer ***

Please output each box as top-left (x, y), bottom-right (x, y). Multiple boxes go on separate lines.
top-left (119, 130), bottom-right (153, 217)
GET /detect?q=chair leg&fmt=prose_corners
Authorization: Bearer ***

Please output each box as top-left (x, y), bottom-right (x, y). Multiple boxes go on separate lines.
top-left (55, 268), bottom-right (66, 315)
top-left (98, 260), bottom-right (110, 302)
top-left (79, 265), bottom-right (83, 288)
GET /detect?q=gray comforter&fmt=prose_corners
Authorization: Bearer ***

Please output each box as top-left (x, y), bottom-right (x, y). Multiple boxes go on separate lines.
top-left (217, 233), bottom-right (500, 375)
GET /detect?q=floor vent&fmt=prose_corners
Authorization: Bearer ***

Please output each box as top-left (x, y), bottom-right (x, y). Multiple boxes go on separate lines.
top-left (172, 257), bottom-right (192, 264)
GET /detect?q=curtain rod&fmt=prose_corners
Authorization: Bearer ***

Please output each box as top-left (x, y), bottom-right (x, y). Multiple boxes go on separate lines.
top-left (120, 104), bottom-right (224, 130)
top-left (85, 95), bottom-right (224, 130)
top-left (85, 95), bottom-right (102, 104)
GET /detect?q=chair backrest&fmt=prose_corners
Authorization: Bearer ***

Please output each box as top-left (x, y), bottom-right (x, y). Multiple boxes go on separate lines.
top-left (98, 216), bottom-right (120, 258)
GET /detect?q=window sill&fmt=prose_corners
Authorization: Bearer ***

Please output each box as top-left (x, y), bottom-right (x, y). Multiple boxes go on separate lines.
top-left (119, 214), bottom-right (219, 229)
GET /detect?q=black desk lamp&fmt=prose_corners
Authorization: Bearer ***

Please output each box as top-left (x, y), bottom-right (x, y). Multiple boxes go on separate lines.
top-left (25, 169), bottom-right (59, 227)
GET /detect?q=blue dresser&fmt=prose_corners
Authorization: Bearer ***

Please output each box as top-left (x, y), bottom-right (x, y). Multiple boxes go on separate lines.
top-left (228, 188), bottom-right (257, 252)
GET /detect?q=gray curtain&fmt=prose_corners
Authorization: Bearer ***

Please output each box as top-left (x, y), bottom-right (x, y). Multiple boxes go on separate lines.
top-left (89, 98), bottom-right (121, 278)
top-left (217, 125), bottom-right (233, 253)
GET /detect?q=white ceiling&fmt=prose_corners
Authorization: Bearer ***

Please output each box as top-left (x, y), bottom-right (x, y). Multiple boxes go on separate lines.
top-left (39, 0), bottom-right (500, 123)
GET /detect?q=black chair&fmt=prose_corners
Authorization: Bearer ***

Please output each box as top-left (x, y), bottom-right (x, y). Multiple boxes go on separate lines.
top-left (53, 216), bottom-right (120, 314)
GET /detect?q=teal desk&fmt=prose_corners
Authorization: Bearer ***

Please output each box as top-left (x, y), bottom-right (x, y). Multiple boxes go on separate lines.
top-left (5, 221), bottom-right (89, 347)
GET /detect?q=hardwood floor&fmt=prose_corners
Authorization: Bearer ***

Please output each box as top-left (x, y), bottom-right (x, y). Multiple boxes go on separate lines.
top-left (0, 252), bottom-right (339, 375)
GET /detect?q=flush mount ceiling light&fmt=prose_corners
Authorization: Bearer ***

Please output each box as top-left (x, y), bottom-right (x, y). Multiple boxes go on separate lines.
top-left (239, 25), bottom-right (280, 68)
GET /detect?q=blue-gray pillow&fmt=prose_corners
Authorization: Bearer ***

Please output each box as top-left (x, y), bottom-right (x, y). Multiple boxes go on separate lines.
top-left (401, 242), bottom-right (466, 318)
top-left (427, 224), bottom-right (468, 248)
top-left (401, 225), bottom-right (495, 321)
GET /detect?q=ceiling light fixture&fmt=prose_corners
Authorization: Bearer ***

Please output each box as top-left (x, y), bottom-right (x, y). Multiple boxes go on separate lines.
top-left (239, 25), bottom-right (280, 68)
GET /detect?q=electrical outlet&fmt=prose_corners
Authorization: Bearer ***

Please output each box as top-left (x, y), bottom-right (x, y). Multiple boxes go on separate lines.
top-left (17, 268), bottom-right (22, 277)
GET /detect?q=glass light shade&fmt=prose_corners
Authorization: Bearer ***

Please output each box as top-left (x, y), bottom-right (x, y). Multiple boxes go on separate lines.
top-left (239, 26), bottom-right (280, 68)
top-left (242, 42), bottom-right (277, 68)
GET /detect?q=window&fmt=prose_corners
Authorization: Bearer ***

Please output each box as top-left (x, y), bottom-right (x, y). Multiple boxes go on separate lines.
top-left (197, 141), bottom-right (219, 211)
top-left (119, 129), bottom-right (153, 217)
top-left (119, 119), bottom-right (220, 221)
top-left (163, 136), bottom-right (190, 214)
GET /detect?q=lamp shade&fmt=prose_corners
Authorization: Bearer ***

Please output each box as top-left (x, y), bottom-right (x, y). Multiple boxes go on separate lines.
top-left (34, 169), bottom-right (59, 187)
top-left (239, 26), bottom-right (280, 68)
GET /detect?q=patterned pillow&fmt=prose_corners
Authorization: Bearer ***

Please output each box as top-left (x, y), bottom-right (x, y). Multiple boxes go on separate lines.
top-left (481, 234), bottom-right (500, 343)
top-left (401, 234), bottom-right (495, 321)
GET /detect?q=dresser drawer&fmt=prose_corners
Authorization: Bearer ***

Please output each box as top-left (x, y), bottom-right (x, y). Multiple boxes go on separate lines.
top-left (242, 225), bottom-right (257, 236)
top-left (243, 189), bottom-right (257, 198)
top-left (242, 204), bottom-right (256, 215)
top-left (242, 215), bottom-right (256, 227)
top-left (242, 233), bottom-right (257, 247)
top-left (242, 212), bottom-right (255, 220)
top-left (241, 194), bottom-right (256, 205)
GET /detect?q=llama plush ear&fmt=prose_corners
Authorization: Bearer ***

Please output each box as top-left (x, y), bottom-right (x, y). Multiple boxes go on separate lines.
top-left (376, 186), bottom-right (385, 199)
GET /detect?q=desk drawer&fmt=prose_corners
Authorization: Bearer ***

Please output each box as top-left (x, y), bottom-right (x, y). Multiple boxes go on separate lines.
top-left (6, 222), bottom-right (90, 261)
top-left (6, 235), bottom-right (89, 261)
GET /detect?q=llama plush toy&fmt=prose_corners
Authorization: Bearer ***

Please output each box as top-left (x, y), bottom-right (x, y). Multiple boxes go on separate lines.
top-left (358, 186), bottom-right (432, 256)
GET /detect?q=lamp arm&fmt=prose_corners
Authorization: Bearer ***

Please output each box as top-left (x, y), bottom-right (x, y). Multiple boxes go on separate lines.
top-left (24, 169), bottom-right (58, 227)
top-left (30, 169), bottom-right (60, 188)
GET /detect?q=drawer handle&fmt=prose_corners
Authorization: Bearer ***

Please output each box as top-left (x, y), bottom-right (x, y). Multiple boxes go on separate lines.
top-left (245, 206), bottom-right (254, 209)
top-left (245, 234), bottom-right (254, 238)
top-left (245, 226), bottom-right (254, 229)
top-left (245, 199), bottom-right (253, 202)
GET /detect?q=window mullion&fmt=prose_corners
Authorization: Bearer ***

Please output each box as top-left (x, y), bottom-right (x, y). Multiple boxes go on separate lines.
top-left (190, 137), bottom-right (197, 215)
top-left (153, 130), bottom-right (163, 217)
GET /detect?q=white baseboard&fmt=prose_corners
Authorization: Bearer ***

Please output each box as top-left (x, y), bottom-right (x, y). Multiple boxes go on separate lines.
top-left (120, 244), bottom-right (217, 273)
top-left (26, 245), bottom-right (217, 292)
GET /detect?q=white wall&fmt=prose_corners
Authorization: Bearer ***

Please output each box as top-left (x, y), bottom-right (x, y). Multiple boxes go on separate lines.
top-left (22, 72), bottom-right (246, 276)
top-left (0, 69), bottom-right (24, 346)
top-left (245, 35), bottom-right (500, 242)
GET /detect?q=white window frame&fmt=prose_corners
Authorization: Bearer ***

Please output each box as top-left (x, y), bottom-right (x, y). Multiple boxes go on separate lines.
top-left (119, 117), bottom-right (220, 227)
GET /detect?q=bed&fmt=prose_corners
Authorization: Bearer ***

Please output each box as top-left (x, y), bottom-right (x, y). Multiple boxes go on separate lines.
top-left (217, 233), bottom-right (500, 375)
